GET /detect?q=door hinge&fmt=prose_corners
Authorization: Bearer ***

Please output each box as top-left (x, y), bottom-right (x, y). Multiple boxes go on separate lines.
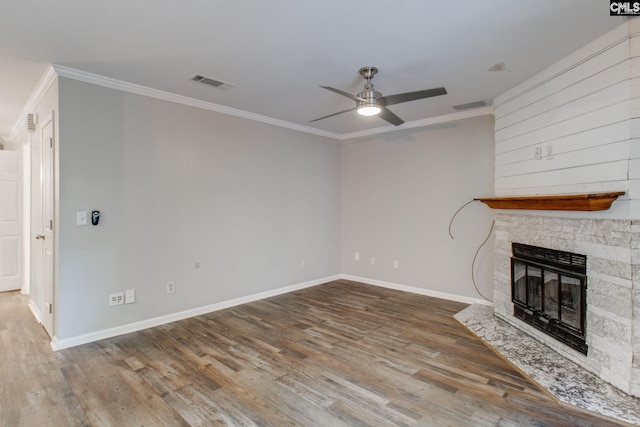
top-left (49, 137), bottom-right (53, 148)
top-left (50, 220), bottom-right (53, 230)
top-left (49, 303), bottom-right (52, 314)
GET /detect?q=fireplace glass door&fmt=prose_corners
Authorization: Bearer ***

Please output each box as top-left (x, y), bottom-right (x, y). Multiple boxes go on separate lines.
top-left (561, 275), bottom-right (582, 330)
top-left (512, 261), bottom-right (585, 332)
top-left (511, 243), bottom-right (587, 354)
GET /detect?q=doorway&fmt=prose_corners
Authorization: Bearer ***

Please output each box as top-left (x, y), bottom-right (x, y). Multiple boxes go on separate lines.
top-left (0, 150), bottom-right (21, 292)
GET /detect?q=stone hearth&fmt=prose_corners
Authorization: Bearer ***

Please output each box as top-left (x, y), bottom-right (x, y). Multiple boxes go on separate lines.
top-left (455, 304), bottom-right (640, 425)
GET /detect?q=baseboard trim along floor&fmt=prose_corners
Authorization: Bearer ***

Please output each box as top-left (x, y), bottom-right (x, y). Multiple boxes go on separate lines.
top-left (51, 275), bottom-right (341, 351)
top-left (340, 274), bottom-right (493, 307)
top-left (52, 275), bottom-right (492, 351)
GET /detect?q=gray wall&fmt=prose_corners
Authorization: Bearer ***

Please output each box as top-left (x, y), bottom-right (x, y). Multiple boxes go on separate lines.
top-left (57, 78), bottom-right (341, 340)
top-left (341, 115), bottom-right (495, 300)
top-left (53, 76), bottom-right (496, 341)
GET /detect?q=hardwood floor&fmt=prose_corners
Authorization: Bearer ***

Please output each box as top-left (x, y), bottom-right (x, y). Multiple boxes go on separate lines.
top-left (0, 280), bottom-right (630, 426)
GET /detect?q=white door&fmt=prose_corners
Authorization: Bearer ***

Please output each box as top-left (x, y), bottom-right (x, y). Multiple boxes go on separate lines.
top-left (0, 150), bottom-right (21, 292)
top-left (39, 117), bottom-right (54, 336)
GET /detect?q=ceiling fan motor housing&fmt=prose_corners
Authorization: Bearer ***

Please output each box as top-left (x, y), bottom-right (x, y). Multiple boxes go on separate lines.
top-left (358, 66), bottom-right (382, 110)
top-left (357, 88), bottom-right (383, 108)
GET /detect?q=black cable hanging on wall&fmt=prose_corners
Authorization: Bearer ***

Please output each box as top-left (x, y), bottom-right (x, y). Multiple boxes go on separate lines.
top-left (448, 200), bottom-right (494, 303)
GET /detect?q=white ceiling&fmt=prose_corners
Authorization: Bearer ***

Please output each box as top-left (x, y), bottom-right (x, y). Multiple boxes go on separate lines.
top-left (0, 1), bottom-right (625, 138)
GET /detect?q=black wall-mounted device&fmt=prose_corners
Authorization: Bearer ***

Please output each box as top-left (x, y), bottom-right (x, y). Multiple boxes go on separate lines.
top-left (91, 210), bottom-right (100, 225)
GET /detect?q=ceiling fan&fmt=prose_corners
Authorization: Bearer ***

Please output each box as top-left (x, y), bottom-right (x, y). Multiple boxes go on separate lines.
top-left (310, 66), bottom-right (447, 126)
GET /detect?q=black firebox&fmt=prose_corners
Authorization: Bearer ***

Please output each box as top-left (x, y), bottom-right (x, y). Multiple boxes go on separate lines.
top-left (511, 243), bottom-right (588, 355)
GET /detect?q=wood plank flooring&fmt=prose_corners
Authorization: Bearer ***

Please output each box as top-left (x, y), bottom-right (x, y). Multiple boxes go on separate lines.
top-left (0, 280), bottom-right (630, 426)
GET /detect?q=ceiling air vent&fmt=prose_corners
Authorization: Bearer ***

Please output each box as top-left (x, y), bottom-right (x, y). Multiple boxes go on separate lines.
top-left (451, 100), bottom-right (487, 111)
top-left (189, 74), bottom-right (234, 91)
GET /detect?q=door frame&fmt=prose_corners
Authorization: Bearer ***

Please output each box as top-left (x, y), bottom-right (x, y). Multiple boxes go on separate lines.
top-left (22, 134), bottom-right (31, 295)
top-left (40, 112), bottom-right (55, 337)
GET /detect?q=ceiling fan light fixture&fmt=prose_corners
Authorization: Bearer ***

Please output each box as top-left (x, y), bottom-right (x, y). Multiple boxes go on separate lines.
top-left (310, 66), bottom-right (447, 126)
top-left (357, 103), bottom-right (381, 116)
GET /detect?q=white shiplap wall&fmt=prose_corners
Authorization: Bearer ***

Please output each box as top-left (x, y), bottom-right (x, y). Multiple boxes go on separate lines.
top-left (494, 20), bottom-right (639, 217)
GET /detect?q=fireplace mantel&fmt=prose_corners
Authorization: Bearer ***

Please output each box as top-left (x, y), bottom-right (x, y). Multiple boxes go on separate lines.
top-left (474, 192), bottom-right (625, 211)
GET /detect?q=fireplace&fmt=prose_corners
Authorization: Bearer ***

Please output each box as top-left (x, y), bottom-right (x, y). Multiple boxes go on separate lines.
top-left (492, 213), bottom-right (639, 397)
top-left (511, 243), bottom-right (587, 354)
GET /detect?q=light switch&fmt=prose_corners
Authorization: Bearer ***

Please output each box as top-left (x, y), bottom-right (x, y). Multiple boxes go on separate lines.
top-left (76, 211), bottom-right (88, 226)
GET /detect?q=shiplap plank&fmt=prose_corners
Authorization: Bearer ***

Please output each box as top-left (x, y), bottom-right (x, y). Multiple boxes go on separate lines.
top-left (629, 180), bottom-right (640, 199)
top-left (630, 57), bottom-right (640, 82)
top-left (630, 159), bottom-right (640, 179)
top-left (630, 90), bottom-right (640, 118)
top-left (630, 18), bottom-right (640, 39)
top-left (495, 161), bottom-right (628, 191)
top-left (495, 180), bottom-right (629, 197)
top-left (495, 23), bottom-right (629, 106)
top-left (496, 102), bottom-right (629, 155)
top-left (630, 136), bottom-right (640, 156)
top-left (496, 81), bottom-right (630, 143)
top-left (495, 43), bottom-right (629, 124)
top-left (495, 121), bottom-right (630, 166)
top-left (631, 99), bottom-right (640, 118)
top-left (631, 119), bottom-right (640, 138)
top-left (629, 33), bottom-right (640, 58)
top-left (631, 87), bottom-right (640, 111)
top-left (496, 141), bottom-right (630, 179)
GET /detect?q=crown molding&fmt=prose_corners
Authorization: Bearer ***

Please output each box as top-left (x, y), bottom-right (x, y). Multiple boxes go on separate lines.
top-left (53, 65), bottom-right (341, 140)
top-left (337, 106), bottom-right (495, 141)
top-left (8, 65), bottom-right (58, 142)
top-left (51, 65), bottom-right (494, 141)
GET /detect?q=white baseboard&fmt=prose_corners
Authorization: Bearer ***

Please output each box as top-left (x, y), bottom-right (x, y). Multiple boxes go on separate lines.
top-left (50, 273), bottom-right (491, 351)
top-left (339, 274), bottom-right (494, 307)
top-left (28, 299), bottom-right (42, 324)
top-left (51, 275), bottom-right (340, 351)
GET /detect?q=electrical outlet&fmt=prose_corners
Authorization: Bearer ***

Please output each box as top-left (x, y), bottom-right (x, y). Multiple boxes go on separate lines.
top-left (545, 145), bottom-right (554, 160)
top-left (370, 257), bottom-right (375, 266)
top-left (354, 252), bottom-right (360, 261)
top-left (167, 281), bottom-right (176, 294)
top-left (302, 259), bottom-right (308, 268)
top-left (194, 262), bottom-right (200, 270)
top-left (109, 292), bottom-right (124, 306)
top-left (393, 260), bottom-right (399, 269)
top-left (534, 146), bottom-right (543, 160)
top-left (125, 289), bottom-right (135, 304)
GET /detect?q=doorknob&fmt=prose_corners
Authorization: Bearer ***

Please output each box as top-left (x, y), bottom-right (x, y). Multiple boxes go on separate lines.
top-left (35, 234), bottom-right (45, 240)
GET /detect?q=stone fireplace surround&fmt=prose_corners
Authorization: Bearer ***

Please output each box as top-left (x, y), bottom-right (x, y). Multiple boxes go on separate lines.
top-left (492, 212), bottom-right (640, 397)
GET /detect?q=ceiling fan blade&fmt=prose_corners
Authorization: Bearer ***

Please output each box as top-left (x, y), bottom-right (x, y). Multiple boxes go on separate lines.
top-left (379, 107), bottom-right (404, 126)
top-left (320, 86), bottom-right (366, 102)
top-left (379, 87), bottom-right (447, 106)
top-left (309, 107), bottom-right (357, 123)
